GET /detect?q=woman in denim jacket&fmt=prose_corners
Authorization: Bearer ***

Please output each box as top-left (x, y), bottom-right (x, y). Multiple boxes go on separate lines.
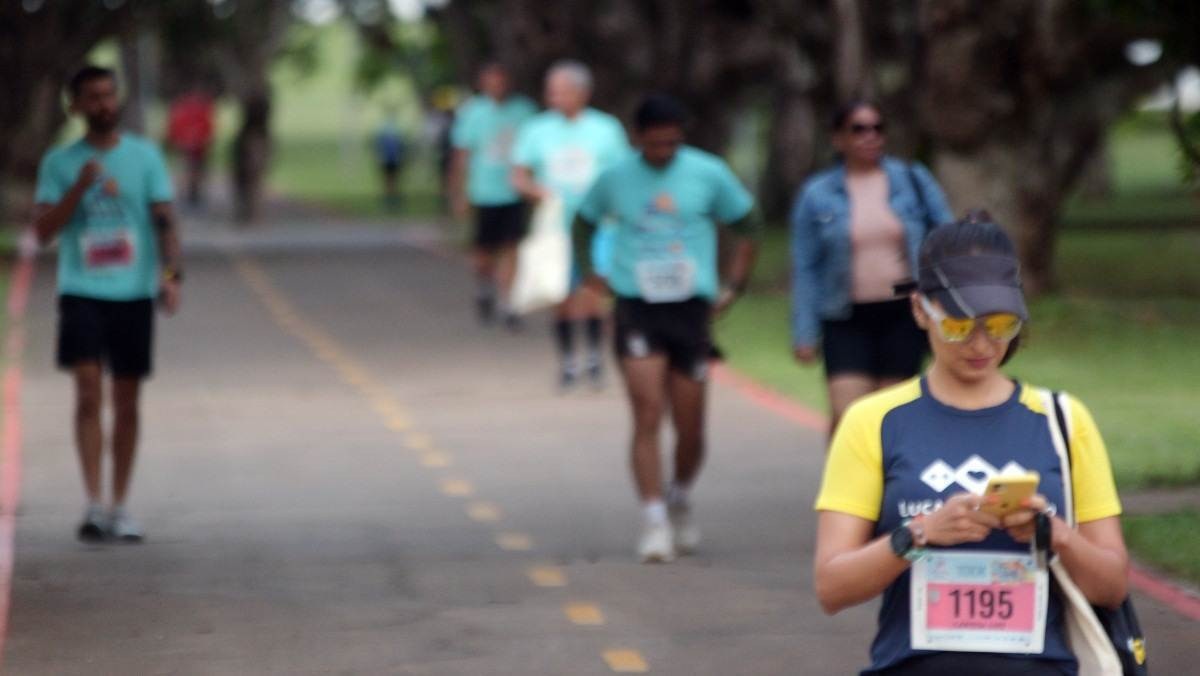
top-left (791, 101), bottom-right (953, 433)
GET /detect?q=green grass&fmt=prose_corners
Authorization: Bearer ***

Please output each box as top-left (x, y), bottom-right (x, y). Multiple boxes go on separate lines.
top-left (266, 21), bottom-right (443, 220)
top-left (1123, 510), bottom-right (1200, 585)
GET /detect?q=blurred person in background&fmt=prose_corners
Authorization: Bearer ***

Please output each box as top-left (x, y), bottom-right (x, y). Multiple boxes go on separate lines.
top-left (32, 65), bottom-right (183, 543)
top-left (575, 94), bottom-right (758, 562)
top-left (449, 62), bottom-right (537, 327)
top-left (374, 106), bottom-right (409, 212)
top-left (790, 100), bottom-right (953, 436)
top-left (512, 60), bottom-right (630, 388)
top-left (166, 86), bottom-right (215, 209)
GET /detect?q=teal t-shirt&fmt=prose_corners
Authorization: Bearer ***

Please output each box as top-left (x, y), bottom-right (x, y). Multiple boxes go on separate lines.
top-left (511, 108), bottom-right (630, 218)
top-left (578, 146), bottom-right (753, 302)
top-left (35, 134), bottom-right (174, 301)
top-left (451, 94), bottom-right (537, 206)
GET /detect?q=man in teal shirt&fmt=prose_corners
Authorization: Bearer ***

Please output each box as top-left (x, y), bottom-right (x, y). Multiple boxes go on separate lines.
top-left (575, 94), bottom-right (759, 563)
top-left (32, 65), bottom-right (183, 543)
top-left (512, 60), bottom-right (630, 388)
top-left (449, 63), bottom-right (537, 328)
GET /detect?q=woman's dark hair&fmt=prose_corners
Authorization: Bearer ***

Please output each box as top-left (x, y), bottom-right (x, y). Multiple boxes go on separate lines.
top-left (634, 93), bottom-right (687, 131)
top-left (919, 209), bottom-right (1025, 365)
top-left (830, 99), bottom-right (882, 131)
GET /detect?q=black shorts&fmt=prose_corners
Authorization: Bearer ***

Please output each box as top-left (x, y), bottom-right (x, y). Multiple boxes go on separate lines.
top-left (821, 298), bottom-right (926, 379)
top-left (614, 297), bottom-right (712, 381)
top-left (57, 294), bottom-right (155, 378)
top-left (474, 202), bottom-right (527, 251)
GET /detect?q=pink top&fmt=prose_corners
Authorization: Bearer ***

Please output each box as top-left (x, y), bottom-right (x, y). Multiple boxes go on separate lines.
top-left (846, 169), bottom-right (909, 303)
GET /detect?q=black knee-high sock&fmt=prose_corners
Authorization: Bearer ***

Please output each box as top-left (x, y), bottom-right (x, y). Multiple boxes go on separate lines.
top-left (554, 319), bottom-right (575, 366)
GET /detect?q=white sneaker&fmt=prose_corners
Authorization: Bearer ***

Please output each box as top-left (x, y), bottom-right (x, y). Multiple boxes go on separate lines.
top-left (669, 503), bottom-right (701, 554)
top-left (109, 508), bottom-right (144, 543)
top-left (637, 521), bottom-right (675, 563)
top-left (77, 504), bottom-right (109, 542)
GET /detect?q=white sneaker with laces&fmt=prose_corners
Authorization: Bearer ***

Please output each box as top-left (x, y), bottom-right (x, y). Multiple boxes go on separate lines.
top-left (637, 521), bottom-right (675, 563)
top-left (669, 502), bottom-right (701, 554)
top-left (109, 508), bottom-right (144, 542)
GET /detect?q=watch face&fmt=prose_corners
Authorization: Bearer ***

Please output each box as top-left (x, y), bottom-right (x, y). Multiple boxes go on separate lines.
top-left (890, 525), bottom-right (914, 556)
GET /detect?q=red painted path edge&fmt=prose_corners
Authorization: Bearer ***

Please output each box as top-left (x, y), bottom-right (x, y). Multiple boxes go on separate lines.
top-left (0, 234), bottom-right (33, 668)
top-left (710, 362), bottom-right (1200, 622)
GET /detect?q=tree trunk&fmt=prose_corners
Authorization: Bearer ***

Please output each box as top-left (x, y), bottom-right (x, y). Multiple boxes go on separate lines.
top-left (831, 0), bottom-right (872, 101)
top-left (917, 0), bottom-right (1167, 295)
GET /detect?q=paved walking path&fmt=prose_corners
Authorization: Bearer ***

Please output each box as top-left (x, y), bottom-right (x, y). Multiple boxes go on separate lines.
top-left (3, 204), bottom-right (1195, 673)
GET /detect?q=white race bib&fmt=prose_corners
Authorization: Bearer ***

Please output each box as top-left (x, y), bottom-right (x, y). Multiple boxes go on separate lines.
top-left (80, 228), bottom-right (135, 270)
top-left (635, 258), bottom-right (696, 303)
top-left (911, 550), bottom-right (1048, 654)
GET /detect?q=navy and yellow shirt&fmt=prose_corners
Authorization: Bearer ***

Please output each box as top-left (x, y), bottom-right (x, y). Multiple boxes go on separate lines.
top-left (815, 378), bottom-right (1121, 674)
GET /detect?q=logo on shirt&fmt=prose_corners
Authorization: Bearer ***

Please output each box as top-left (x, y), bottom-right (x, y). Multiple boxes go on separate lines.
top-left (652, 192), bottom-right (677, 214)
top-left (919, 455), bottom-right (1030, 496)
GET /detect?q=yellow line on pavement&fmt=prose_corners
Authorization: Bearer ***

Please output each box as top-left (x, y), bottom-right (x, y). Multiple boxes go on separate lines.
top-left (495, 532), bottom-right (533, 551)
top-left (527, 566), bottom-right (567, 587)
top-left (439, 477), bottom-right (475, 497)
top-left (465, 501), bottom-right (500, 522)
top-left (420, 451), bottom-right (453, 469)
top-left (565, 603), bottom-right (606, 626)
top-left (603, 649), bottom-right (649, 673)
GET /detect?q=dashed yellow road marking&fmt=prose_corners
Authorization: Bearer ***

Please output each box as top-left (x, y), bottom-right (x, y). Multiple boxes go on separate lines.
top-left (420, 451), bottom-right (453, 469)
top-left (527, 565), bottom-right (567, 587)
top-left (371, 398), bottom-right (405, 419)
top-left (405, 432), bottom-right (433, 451)
top-left (465, 501), bottom-right (500, 522)
top-left (384, 416), bottom-right (411, 432)
top-left (603, 649), bottom-right (649, 673)
top-left (439, 478), bottom-right (475, 497)
top-left (565, 603), bottom-right (606, 626)
top-left (495, 532), bottom-right (533, 551)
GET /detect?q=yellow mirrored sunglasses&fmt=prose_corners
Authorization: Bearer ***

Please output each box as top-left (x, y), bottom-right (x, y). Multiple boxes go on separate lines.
top-left (919, 295), bottom-right (1023, 343)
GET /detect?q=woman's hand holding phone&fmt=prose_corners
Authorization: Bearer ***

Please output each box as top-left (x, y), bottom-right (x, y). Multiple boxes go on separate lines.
top-left (923, 493), bottom-right (1003, 546)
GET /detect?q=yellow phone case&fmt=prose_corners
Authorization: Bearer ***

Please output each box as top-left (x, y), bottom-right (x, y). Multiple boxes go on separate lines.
top-left (980, 471), bottom-right (1040, 516)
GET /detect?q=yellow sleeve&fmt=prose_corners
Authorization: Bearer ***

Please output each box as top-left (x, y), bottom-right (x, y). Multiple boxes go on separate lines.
top-left (1066, 395), bottom-right (1122, 523)
top-left (814, 399), bottom-right (884, 521)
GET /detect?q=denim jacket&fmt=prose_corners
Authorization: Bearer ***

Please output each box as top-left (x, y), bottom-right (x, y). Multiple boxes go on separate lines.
top-left (789, 156), bottom-right (953, 348)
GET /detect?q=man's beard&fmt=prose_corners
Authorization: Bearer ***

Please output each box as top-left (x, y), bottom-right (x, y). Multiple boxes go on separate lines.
top-left (86, 109), bottom-right (120, 134)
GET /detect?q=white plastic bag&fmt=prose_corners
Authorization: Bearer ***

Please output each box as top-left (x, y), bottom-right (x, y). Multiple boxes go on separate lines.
top-left (510, 194), bottom-right (570, 314)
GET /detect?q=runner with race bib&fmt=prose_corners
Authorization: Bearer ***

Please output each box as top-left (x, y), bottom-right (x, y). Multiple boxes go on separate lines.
top-left (812, 212), bottom-right (1128, 674)
top-left (574, 94), bottom-right (759, 563)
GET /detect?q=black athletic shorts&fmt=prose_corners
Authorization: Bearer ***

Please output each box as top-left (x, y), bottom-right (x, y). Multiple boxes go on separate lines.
top-left (821, 298), bottom-right (926, 379)
top-left (474, 202), bottom-right (527, 251)
top-left (57, 294), bottom-right (155, 378)
top-left (614, 297), bottom-right (712, 381)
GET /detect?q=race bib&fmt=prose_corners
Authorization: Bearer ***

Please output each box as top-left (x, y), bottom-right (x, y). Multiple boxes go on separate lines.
top-left (636, 258), bottom-right (696, 303)
top-left (911, 550), bottom-right (1048, 654)
top-left (81, 228), bottom-right (135, 270)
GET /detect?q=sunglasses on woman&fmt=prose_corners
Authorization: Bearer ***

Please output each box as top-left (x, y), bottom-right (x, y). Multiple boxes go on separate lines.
top-left (848, 122), bottom-right (886, 135)
top-left (919, 295), bottom-right (1023, 343)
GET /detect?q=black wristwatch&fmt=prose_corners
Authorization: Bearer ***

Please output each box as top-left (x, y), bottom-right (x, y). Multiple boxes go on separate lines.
top-left (889, 520), bottom-right (926, 562)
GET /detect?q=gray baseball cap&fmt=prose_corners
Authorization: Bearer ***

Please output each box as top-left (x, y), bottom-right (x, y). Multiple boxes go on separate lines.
top-left (917, 254), bottom-right (1028, 320)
